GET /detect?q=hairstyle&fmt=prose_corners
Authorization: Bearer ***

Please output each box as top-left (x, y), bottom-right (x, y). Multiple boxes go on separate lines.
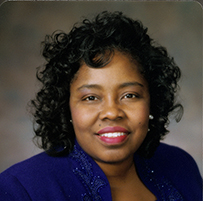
top-left (30, 11), bottom-right (183, 158)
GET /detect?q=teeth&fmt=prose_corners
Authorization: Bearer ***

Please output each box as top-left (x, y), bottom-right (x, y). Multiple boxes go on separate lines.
top-left (100, 132), bottom-right (126, 138)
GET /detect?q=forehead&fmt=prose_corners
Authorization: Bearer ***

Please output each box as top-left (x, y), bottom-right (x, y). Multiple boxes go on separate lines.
top-left (71, 52), bottom-right (147, 88)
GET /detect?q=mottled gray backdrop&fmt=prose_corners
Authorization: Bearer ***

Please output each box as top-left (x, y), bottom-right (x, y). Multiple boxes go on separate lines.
top-left (0, 1), bottom-right (202, 175)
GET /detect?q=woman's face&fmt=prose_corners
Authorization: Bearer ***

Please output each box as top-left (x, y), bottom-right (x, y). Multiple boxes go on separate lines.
top-left (69, 52), bottom-right (150, 164)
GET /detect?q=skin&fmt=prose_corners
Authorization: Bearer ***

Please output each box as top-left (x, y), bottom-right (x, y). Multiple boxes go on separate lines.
top-left (69, 51), bottom-right (156, 200)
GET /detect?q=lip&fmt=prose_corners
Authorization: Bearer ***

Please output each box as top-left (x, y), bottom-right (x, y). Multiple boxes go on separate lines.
top-left (98, 134), bottom-right (128, 144)
top-left (96, 126), bottom-right (129, 145)
top-left (97, 126), bottom-right (129, 134)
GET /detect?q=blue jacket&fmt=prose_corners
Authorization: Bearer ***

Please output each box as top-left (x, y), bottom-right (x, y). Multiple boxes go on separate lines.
top-left (0, 141), bottom-right (202, 200)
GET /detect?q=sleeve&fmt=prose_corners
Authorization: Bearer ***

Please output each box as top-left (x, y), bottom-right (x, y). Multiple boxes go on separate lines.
top-left (0, 171), bottom-right (31, 201)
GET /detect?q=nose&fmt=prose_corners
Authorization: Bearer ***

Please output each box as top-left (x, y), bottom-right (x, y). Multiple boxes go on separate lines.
top-left (99, 99), bottom-right (125, 121)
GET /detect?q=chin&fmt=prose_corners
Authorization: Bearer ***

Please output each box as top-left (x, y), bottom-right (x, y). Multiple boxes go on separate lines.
top-left (96, 151), bottom-right (133, 164)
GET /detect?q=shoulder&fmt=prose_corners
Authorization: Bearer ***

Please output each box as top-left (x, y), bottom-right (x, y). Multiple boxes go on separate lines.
top-left (0, 152), bottom-right (66, 177)
top-left (0, 152), bottom-right (74, 200)
top-left (154, 143), bottom-right (194, 162)
top-left (148, 143), bottom-right (202, 200)
top-left (0, 145), bottom-right (112, 200)
top-left (151, 143), bottom-right (202, 181)
top-left (153, 143), bottom-right (199, 172)
top-left (0, 151), bottom-right (78, 181)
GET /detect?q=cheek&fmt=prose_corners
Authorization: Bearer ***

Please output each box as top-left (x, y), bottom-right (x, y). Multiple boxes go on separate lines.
top-left (71, 109), bottom-right (87, 142)
top-left (132, 104), bottom-right (150, 127)
top-left (70, 107), bottom-right (83, 124)
top-left (70, 105), bottom-right (97, 134)
top-left (70, 107), bottom-right (86, 131)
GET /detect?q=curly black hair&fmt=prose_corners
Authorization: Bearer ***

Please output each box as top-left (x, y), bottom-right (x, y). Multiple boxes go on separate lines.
top-left (30, 11), bottom-right (183, 158)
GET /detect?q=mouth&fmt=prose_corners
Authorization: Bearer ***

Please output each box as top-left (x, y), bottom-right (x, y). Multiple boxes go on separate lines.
top-left (97, 126), bottom-right (129, 134)
top-left (96, 127), bottom-right (130, 145)
top-left (99, 132), bottom-right (127, 137)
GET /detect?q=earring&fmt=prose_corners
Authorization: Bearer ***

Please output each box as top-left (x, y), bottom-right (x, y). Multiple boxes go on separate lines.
top-left (148, 128), bottom-right (150, 132)
top-left (149, 114), bottom-right (154, 120)
top-left (70, 120), bottom-right (72, 123)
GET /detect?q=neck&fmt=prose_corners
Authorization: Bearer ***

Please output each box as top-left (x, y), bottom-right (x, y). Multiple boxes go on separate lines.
top-left (95, 155), bottom-right (137, 186)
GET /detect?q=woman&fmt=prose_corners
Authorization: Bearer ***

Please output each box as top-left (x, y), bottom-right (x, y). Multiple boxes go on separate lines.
top-left (0, 11), bottom-right (201, 200)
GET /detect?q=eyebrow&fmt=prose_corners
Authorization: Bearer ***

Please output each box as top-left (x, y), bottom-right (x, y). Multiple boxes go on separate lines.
top-left (77, 82), bottom-right (144, 91)
top-left (77, 84), bottom-right (102, 91)
top-left (118, 82), bottom-right (144, 89)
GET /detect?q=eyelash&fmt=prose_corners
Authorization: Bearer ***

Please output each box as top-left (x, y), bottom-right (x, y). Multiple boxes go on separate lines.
top-left (82, 95), bottom-right (98, 101)
top-left (122, 93), bottom-right (140, 99)
top-left (82, 93), bottom-right (139, 102)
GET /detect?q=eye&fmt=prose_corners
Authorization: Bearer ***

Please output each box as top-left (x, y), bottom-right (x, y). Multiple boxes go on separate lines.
top-left (122, 93), bottom-right (139, 99)
top-left (83, 95), bottom-right (98, 101)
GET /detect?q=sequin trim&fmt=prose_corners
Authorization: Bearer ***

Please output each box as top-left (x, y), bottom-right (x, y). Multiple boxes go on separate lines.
top-left (69, 145), bottom-right (106, 201)
top-left (69, 144), bottom-right (184, 200)
top-left (142, 160), bottom-right (184, 200)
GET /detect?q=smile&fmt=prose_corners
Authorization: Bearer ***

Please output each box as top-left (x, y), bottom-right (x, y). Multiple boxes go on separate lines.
top-left (97, 126), bottom-right (129, 134)
top-left (96, 126), bottom-right (130, 144)
top-left (97, 133), bottom-right (128, 144)
top-left (99, 132), bottom-right (126, 138)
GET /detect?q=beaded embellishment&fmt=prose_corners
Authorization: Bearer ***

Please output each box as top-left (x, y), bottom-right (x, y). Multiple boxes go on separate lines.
top-left (69, 145), bottom-right (107, 201)
top-left (141, 159), bottom-right (184, 201)
top-left (69, 144), bottom-right (184, 200)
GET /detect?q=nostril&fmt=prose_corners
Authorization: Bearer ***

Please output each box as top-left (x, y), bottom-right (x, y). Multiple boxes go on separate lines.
top-left (99, 106), bottom-right (125, 121)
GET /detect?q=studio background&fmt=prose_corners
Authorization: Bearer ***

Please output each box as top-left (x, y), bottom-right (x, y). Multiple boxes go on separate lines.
top-left (0, 1), bottom-right (202, 175)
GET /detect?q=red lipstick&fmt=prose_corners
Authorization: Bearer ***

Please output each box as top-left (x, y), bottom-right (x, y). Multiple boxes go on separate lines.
top-left (97, 126), bottom-right (129, 145)
top-left (97, 126), bottom-right (129, 134)
top-left (99, 135), bottom-right (128, 144)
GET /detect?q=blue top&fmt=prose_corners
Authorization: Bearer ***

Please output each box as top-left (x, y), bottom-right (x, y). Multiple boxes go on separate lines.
top-left (0, 141), bottom-right (202, 201)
